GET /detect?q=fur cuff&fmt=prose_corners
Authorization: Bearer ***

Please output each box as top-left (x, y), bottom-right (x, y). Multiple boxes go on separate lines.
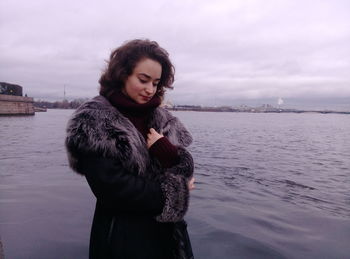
top-left (156, 174), bottom-right (189, 222)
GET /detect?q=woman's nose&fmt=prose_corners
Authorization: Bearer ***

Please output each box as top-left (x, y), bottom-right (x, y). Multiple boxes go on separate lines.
top-left (145, 83), bottom-right (155, 94)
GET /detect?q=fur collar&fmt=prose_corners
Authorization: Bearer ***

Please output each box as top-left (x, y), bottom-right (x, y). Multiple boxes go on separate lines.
top-left (66, 95), bottom-right (192, 175)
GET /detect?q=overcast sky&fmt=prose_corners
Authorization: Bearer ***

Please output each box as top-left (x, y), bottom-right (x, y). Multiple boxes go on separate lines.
top-left (1, 0), bottom-right (349, 107)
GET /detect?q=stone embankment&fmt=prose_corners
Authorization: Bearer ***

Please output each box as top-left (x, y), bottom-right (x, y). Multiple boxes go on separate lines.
top-left (0, 94), bottom-right (35, 115)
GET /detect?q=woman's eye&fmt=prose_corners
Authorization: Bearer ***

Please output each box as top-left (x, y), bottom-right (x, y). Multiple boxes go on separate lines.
top-left (139, 78), bottom-right (147, 83)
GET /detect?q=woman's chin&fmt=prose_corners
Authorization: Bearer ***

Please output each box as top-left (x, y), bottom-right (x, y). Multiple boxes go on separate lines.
top-left (136, 99), bottom-right (148, 104)
top-left (136, 97), bottom-right (152, 104)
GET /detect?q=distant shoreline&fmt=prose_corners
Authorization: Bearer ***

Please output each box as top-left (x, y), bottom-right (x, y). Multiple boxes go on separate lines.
top-left (40, 106), bottom-right (350, 115)
top-left (32, 98), bottom-right (350, 114)
top-left (167, 107), bottom-right (350, 115)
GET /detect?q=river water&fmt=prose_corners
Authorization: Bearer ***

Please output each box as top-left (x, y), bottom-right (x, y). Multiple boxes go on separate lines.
top-left (1, 109), bottom-right (349, 259)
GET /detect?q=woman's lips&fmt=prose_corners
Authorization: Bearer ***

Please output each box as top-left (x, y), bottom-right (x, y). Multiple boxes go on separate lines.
top-left (141, 95), bottom-right (151, 101)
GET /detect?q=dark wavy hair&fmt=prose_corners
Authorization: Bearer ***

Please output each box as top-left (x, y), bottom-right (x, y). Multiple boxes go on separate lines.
top-left (99, 39), bottom-right (175, 98)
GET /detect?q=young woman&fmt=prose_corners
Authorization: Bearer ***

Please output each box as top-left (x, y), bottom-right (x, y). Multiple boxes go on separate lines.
top-left (65, 39), bottom-right (195, 259)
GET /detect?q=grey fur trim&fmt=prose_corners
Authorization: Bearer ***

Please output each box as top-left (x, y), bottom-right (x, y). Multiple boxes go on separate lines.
top-left (65, 95), bottom-right (193, 177)
top-left (150, 109), bottom-right (193, 147)
top-left (65, 96), bottom-right (150, 175)
top-left (156, 174), bottom-right (189, 222)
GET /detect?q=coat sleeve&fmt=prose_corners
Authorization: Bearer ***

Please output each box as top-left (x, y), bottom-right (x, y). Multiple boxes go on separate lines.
top-left (160, 113), bottom-right (194, 179)
top-left (79, 155), bottom-right (189, 222)
top-left (165, 146), bottom-right (194, 179)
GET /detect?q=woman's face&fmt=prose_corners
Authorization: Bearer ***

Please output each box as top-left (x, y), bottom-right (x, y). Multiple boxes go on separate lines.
top-left (122, 58), bottom-right (162, 104)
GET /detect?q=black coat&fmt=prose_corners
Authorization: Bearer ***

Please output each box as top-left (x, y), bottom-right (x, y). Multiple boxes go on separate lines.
top-left (65, 96), bottom-right (194, 259)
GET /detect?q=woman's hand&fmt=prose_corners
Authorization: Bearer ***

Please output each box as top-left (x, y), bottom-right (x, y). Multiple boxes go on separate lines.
top-left (147, 128), bottom-right (164, 149)
top-left (188, 177), bottom-right (195, 191)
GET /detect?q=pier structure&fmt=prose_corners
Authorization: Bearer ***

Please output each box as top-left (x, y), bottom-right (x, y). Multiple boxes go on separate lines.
top-left (0, 82), bottom-right (35, 116)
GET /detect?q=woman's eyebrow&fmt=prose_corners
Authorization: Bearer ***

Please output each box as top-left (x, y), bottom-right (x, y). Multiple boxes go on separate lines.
top-left (138, 73), bottom-right (160, 81)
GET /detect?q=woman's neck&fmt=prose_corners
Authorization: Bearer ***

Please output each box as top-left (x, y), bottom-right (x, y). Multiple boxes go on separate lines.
top-left (108, 91), bottom-right (162, 139)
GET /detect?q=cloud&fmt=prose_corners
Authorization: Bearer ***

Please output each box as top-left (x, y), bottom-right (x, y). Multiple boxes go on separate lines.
top-left (0, 0), bottom-right (349, 104)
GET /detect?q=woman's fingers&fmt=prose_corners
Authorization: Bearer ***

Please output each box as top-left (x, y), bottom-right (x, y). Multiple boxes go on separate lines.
top-left (147, 128), bottom-right (163, 148)
top-left (188, 177), bottom-right (195, 191)
top-left (149, 128), bottom-right (157, 134)
top-left (148, 128), bottom-right (161, 137)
